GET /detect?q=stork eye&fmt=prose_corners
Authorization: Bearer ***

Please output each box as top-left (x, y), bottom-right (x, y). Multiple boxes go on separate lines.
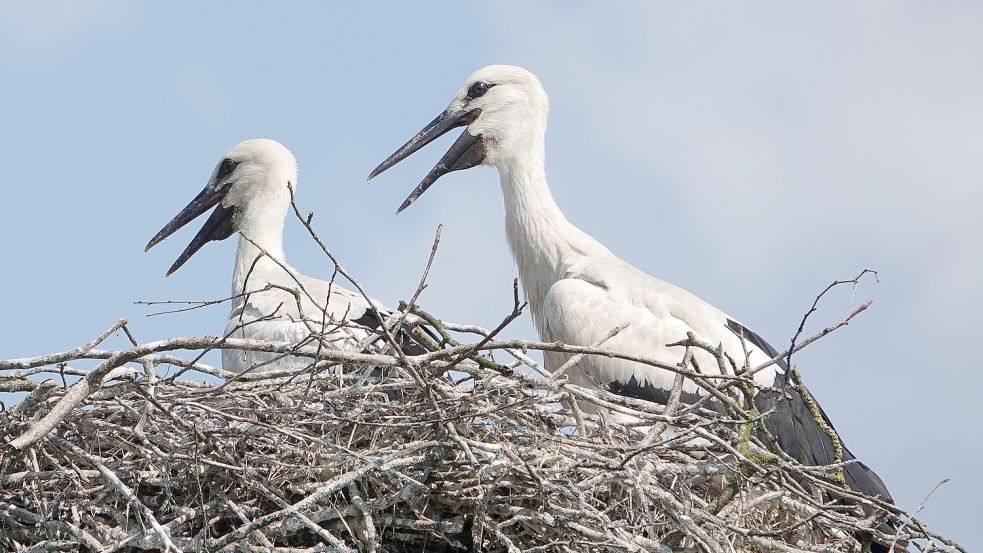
top-left (466, 81), bottom-right (492, 100)
top-left (218, 158), bottom-right (238, 179)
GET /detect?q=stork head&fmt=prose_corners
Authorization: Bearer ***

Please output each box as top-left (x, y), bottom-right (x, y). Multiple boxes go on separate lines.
top-left (368, 65), bottom-right (549, 213)
top-left (145, 138), bottom-right (298, 276)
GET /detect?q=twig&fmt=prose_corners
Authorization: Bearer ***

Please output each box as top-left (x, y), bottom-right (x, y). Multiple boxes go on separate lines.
top-left (391, 224), bottom-right (442, 337)
top-left (785, 269), bottom-right (878, 369)
top-left (888, 479), bottom-right (949, 552)
top-left (433, 278), bottom-right (526, 377)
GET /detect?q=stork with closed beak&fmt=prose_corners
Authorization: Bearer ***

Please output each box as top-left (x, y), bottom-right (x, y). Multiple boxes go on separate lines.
top-left (368, 65), bottom-right (899, 550)
top-left (147, 138), bottom-right (415, 372)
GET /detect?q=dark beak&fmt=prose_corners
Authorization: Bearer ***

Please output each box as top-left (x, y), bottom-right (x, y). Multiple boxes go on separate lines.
top-left (145, 184), bottom-right (236, 276)
top-left (368, 109), bottom-right (487, 214)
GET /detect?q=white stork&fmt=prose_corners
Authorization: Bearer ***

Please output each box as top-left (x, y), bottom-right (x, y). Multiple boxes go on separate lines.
top-left (146, 138), bottom-right (414, 373)
top-left (367, 65), bottom-right (897, 539)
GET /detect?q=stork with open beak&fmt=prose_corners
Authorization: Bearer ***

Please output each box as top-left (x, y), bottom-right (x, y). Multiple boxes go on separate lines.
top-left (147, 138), bottom-right (414, 372)
top-left (368, 65), bottom-right (899, 551)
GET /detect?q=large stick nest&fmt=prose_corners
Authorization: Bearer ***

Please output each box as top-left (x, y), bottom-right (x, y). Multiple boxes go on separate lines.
top-left (0, 310), bottom-right (962, 553)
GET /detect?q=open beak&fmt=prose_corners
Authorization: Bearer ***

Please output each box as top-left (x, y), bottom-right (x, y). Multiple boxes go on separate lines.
top-left (368, 108), bottom-right (486, 214)
top-left (145, 183), bottom-right (235, 276)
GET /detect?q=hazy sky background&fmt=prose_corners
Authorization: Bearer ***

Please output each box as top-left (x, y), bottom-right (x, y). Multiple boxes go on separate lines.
top-left (1, 2), bottom-right (979, 548)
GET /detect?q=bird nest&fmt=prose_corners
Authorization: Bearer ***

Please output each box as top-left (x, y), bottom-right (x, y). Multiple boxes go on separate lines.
top-left (0, 307), bottom-right (963, 553)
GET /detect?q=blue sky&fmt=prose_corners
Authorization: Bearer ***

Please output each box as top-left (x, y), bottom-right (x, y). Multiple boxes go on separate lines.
top-left (1, 2), bottom-right (979, 548)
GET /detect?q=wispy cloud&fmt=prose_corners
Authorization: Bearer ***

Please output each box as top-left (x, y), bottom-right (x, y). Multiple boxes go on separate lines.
top-left (0, 1), bottom-right (141, 56)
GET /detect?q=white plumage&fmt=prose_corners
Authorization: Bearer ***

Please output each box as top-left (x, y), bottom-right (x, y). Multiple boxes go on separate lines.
top-left (147, 139), bottom-right (397, 373)
top-left (368, 65), bottom-right (896, 516)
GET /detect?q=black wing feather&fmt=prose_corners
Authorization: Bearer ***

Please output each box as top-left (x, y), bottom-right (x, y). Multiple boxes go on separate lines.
top-left (725, 319), bottom-right (894, 501)
top-left (728, 320), bottom-right (898, 552)
top-left (351, 308), bottom-right (430, 355)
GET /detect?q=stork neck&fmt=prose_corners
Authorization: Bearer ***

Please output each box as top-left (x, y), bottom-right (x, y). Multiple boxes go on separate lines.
top-left (231, 212), bottom-right (287, 298)
top-left (499, 154), bottom-right (602, 326)
top-left (501, 162), bottom-right (571, 260)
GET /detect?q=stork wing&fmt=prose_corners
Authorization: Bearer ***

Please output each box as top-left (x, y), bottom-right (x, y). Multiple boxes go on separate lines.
top-left (540, 275), bottom-right (782, 397)
top-left (223, 269), bottom-right (429, 371)
top-left (541, 273), bottom-right (893, 504)
top-left (221, 278), bottom-right (375, 371)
